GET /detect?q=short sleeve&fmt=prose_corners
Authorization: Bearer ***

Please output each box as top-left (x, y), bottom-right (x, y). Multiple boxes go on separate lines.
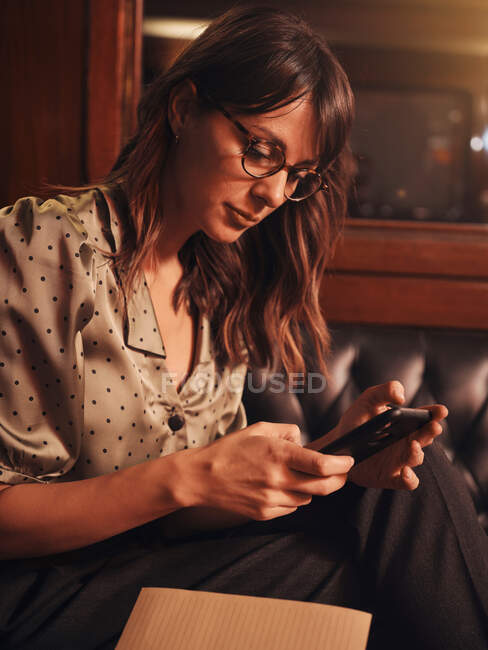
top-left (0, 195), bottom-right (96, 484)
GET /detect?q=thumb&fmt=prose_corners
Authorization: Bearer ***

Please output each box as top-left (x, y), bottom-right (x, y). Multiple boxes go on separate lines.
top-left (362, 380), bottom-right (405, 412)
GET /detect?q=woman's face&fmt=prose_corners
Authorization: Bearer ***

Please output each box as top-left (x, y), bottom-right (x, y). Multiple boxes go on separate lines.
top-left (166, 91), bottom-right (321, 244)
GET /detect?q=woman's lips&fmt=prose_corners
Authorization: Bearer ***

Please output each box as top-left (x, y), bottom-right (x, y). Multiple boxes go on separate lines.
top-left (226, 203), bottom-right (260, 224)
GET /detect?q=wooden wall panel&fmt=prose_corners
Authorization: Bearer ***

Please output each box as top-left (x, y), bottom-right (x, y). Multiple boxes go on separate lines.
top-left (331, 220), bottom-right (488, 279)
top-left (324, 220), bottom-right (488, 329)
top-left (87, 0), bottom-right (142, 181)
top-left (321, 273), bottom-right (488, 329)
top-left (0, 0), bottom-right (142, 205)
top-left (0, 0), bottom-right (86, 204)
top-left (323, 219), bottom-right (488, 329)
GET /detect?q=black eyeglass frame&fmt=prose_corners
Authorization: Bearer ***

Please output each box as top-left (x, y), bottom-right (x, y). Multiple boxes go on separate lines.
top-left (202, 94), bottom-right (329, 202)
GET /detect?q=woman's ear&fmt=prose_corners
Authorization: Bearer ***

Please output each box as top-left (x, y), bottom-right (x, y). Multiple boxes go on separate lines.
top-left (167, 79), bottom-right (199, 140)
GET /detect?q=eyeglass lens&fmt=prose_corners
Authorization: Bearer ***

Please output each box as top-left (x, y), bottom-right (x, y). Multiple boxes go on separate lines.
top-left (243, 141), bottom-right (321, 200)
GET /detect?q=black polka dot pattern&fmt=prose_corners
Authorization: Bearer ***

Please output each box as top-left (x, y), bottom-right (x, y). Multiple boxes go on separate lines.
top-left (0, 189), bottom-right (248, 485)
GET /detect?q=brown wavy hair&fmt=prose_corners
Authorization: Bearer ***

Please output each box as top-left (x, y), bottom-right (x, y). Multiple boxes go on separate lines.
top-left (52, 5), bottom-right (356, 379)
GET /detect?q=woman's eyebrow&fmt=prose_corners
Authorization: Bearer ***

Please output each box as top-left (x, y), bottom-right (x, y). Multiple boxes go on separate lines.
top-left (249, 123), bottom-right (319, 167)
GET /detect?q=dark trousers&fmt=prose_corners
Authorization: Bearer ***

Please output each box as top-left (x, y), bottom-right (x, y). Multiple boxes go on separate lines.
top-left (1, 441), bottom-right (487, 650)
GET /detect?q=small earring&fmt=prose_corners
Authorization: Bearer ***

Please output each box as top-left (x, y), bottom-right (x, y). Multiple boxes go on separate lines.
top-left (175, 133), bottom-right (180, 144)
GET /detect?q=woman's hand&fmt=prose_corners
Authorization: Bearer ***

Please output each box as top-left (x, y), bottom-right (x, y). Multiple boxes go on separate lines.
top-left (310, 380), bottom-right (448, 491)
top-left (175, 422), bottom-right (354, 522)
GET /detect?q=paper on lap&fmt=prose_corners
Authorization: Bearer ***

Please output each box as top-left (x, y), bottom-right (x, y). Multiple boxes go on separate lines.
top-left (116, 587), bottom-right (371, 650)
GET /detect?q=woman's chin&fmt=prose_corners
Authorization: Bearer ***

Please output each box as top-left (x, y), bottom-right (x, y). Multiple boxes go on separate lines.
top-left (203, 223), bottom-right (248, 244)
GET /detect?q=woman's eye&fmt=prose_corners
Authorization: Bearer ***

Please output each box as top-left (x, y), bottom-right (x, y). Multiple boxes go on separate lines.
top-left (289, 170), bottom-right (309, 183)
top-left (247, 144), bottom-right (273, 161)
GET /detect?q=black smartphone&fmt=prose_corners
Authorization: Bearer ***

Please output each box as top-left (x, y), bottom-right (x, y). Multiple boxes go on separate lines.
top-left (319, 405), bottom-right (432, 464)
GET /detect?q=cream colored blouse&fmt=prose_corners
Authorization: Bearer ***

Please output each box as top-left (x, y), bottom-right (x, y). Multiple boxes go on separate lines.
top-left (0, 187), bottom-right (247, 485)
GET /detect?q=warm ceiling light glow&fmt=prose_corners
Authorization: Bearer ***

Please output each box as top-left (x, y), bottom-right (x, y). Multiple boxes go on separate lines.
top-left (143, 17), bottom-right (210, 40)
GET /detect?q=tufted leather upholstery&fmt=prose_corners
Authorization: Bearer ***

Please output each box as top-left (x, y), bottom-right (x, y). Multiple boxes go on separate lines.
top-left (242, 323), bottom-right (488, 532)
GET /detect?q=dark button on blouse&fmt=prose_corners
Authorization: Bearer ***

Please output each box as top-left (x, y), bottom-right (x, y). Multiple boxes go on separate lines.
top-left (168, 414), bottom-right (185, 431)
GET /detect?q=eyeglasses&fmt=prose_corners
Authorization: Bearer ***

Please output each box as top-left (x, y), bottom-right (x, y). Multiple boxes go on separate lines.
top-left (203, 95), bottom-right (328, 202)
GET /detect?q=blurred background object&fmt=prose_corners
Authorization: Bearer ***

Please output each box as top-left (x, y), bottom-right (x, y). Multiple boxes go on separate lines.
top-left (142, 0), bottom-right (488, 224)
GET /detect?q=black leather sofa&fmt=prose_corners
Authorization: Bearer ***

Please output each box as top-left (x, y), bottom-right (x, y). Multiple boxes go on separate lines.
top-left (243, 323), bottom-right (488, 532)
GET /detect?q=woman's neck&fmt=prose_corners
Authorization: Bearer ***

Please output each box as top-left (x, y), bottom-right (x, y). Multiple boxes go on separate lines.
top-left (144, 255), bottom-right (183, 291)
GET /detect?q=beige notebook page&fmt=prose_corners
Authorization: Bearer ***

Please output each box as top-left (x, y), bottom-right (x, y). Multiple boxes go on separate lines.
top-left (116, 587), bottom-right (371, 650)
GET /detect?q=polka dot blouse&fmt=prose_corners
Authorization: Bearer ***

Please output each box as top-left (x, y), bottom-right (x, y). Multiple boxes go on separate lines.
top-left (0, 187), bottom-right (248, 485)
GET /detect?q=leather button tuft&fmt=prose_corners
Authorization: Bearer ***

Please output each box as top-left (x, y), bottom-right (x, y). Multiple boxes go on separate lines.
top-left (168, 414), bottom-right (185, 431)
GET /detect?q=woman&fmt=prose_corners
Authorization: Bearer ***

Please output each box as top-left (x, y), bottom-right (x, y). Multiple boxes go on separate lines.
top-left (0, 6), bottom-right (486, 650)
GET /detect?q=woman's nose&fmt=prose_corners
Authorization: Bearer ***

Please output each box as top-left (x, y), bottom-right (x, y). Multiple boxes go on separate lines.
top-left (251, 170), bottom-right (288, 209)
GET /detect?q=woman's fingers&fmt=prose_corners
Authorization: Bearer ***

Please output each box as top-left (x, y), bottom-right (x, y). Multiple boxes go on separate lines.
top-left (414, 403), bottom-right (448, 435)
top-left (291, 472), bottom-right (350, 497)
top-left (253, 473), bottom-right (350, 519)
top-left (418, 403), bottom-right (449, 420)
top-left (249, 422), bottom-right (303, 445)
top-left (392, 441), bottom-right (424, 490)
top-left (362, 380), bottom-right (406, 412)
top-left (253, 506), bottom-right (300, 521)
top-left (403, 440), bottom-right (424, 467)
top-left (391, 466), bottom-right (420, 491)
top-left (276, 473), bottom-right (349, 503)
top-left (410, 418), bottom-right (444, 448)
top-left (398, 404), bottom-right (447, 450)
top-left (284, 441), bottom-right (354, 477)
top-left (280, 445), bottom-right (353, 496)
top-left (282, 492), bottom-right (313, 507)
